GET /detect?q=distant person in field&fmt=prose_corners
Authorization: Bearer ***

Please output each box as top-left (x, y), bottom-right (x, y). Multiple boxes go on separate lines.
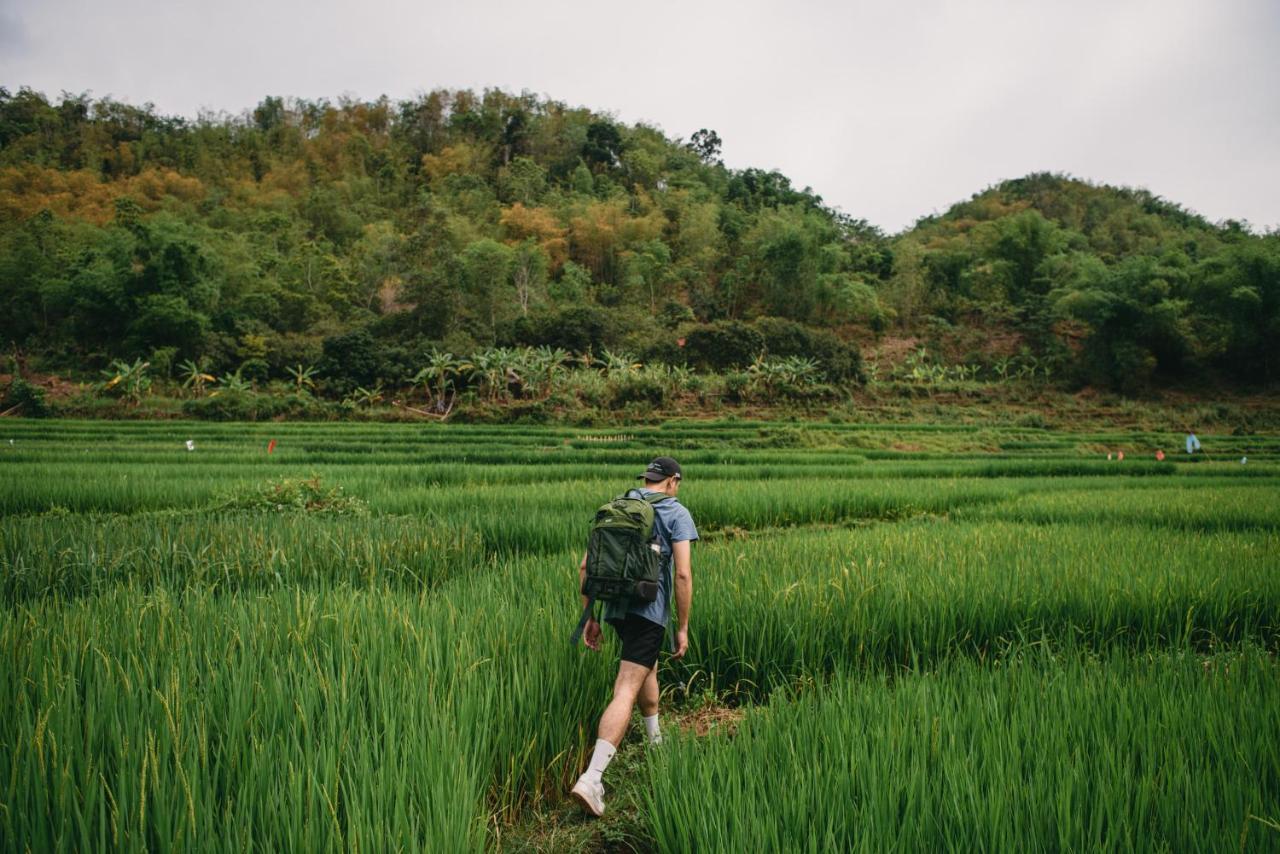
top-left (570, 456), bottom-right (698, 817)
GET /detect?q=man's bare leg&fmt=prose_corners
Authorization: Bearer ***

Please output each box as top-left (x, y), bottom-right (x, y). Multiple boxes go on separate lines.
top-left (598, 661), bottom-right (653, 745)
top-left (638, 664), bottom-right (659, 717)
top-left (638, 664), bottom-right (662, 743)
top-left (574, 660), bottom-right (654, 816)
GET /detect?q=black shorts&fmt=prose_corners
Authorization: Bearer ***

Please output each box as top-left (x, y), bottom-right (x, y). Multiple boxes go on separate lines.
top-left (607, 614), bottom-right (665, 668)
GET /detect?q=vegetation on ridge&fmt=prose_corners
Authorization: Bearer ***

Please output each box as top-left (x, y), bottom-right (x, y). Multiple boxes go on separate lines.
top-left (0, 85), bottom-right (1276, 408)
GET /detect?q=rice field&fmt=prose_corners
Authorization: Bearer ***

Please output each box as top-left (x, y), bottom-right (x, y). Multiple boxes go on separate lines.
top-left (2, 419), bottom-right (1278, 851)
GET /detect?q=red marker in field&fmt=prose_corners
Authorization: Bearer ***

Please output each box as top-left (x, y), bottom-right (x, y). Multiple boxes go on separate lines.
top-left (267, 439), bottom-right (277, 454)
top-left (1155, 449), bottom-right (1165, 461)
top-left (1117, 451), bottom-right (1124, 461)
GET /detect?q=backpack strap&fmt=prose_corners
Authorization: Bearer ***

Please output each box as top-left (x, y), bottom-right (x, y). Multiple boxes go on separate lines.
top-left (569, 596), bottom-right (596, 645)
top-left (624, 488), bottom-right (672, 505)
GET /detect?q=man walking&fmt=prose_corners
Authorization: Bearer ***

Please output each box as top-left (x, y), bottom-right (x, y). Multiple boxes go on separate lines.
top-left (570, 456), bottom-right (698, 817)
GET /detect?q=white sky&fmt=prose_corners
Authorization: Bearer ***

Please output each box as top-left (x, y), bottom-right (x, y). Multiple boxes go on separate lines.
top-left (2, 0), bottom-right (1277, 233)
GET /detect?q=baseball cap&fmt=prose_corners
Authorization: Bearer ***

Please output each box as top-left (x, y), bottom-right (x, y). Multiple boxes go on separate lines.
top-left (638, 456), bottom-right (682, 482)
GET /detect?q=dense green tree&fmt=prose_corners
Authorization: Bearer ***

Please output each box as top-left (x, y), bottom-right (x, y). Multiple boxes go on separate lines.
top-left (0, 90), bottom-right (1272, 394)
top-left (686, 129), bottom-right (722, 165)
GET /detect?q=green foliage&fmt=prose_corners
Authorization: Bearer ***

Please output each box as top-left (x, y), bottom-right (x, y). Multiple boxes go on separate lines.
top-left (505, 304), bottom-right (618, 353)
top-left (682, 320), bottom-right (765, 371)
top-left (318, 329), bottom-right (382, 395)
top-left (0, 88), bottom-right (1275, 396)
top-left (98, 357), bottom-right (151, 405)
top-left (753, 317), bottom-right (863, 383)
top-left (900, 173), bottom-right (1280, 389)
top-left (216, 474), bottom-right (368, 515)
top-left (2, 375), bottom-right (51, 416)
top-left (1, 421), bottom-right (1278, 850)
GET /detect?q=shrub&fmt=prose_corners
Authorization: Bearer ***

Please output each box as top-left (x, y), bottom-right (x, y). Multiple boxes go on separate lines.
top-left (682, 321), bottom-right (765, 371)
top-left (504, 305), bottom-right (619, 354)
top-left (239, 358), bottom-right (270, 384)
top-left (318, 329), bottom-right (381, 395)
top-left (638, 338), bottom-right (687, 366)
top-left (2, 377), bottom-right (52, 417)
top-left (180, 391), bottom-right (330, 421)
top-left (753, 317), bottom-right (864, 383)
top-left (215, 475), bottom-right (367, 515)
top-left (182, 392), bottom-right (259, 421)
top-left (607, 371), bottom-right (668, 408)
top-left (720, 371), bottom-right (751, 403)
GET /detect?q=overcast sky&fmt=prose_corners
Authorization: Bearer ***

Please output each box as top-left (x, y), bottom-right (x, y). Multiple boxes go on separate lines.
top-left (2, 0), bottom-right (1276, 233)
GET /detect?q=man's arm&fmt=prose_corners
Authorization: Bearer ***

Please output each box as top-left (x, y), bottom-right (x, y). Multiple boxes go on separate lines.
top-left (578, 551), bottom-right (602, 650)
top-left (671, 539), bottom-right (692, 659)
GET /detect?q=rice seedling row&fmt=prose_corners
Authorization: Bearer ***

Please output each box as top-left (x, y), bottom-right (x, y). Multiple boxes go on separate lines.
top-left (2, 420), bottom-right (1277, 850)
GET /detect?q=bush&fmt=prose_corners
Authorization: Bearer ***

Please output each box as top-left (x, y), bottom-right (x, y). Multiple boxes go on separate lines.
top-left (215, 475), bottom-right (367, 515)
top-left (504, 305), bottom-right (620, 354)
top-left (638, 338), bottom-right (687, 366)
top-left (607, 372), bottom-right (668, 408)
top-left (720, 371), bottom-right (751, 403)
top-left (318, 329), bottom-right (382, 395)
top-left (753, 317), bottom-right (864, 383)
top-left (181, 391), bottom-right (330, 421)
top-left (2, 377), bottom-right (52, 417)
top-left (182, 392), bottom-right (260, 421)
top-left (563, 370), bottom-right (608, 407)
top-left (239, 358), bottom-right (270, 383)
top-left (682, 321), bottom-right (764, 371)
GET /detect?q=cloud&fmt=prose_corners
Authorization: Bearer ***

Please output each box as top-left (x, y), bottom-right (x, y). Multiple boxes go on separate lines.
top-left (0, 0), bottom-right (26, 55)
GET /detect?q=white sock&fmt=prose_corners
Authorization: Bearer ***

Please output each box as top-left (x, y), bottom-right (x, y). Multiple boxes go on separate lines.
top-left (643, 714), bottom-right (662, 744)
top-left (582, 738), bottom-right (616, 784)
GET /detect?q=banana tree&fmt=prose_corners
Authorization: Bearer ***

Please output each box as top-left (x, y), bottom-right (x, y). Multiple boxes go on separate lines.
top-left (179, 359), bottom-right (216, 398)
top-left (347, 383), bottom-right (384, 408)
top-left (412, 350), bottom-right (471, 413)
top-left (99, 358), bottom-right (151, 406)
top-left (210, 368), bottom-right (251, 397)
top-left (666, 364), bottom-right (694, 397)
top-left (285, 364), bottom-right (319, 395)
top-left (601, 350), bottom-right (642, 379)
top-left (471, 348), bottom-right (525, 402)
top-left (527, 346), bottom-right (569, 399)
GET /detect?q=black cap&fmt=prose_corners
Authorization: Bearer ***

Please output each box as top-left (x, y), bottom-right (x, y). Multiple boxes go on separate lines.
top-left (638, 456), bottom-right (682, 482)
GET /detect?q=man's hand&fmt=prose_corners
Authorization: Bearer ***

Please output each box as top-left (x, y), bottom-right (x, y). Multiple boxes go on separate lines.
top-left (672, 627), bottom-right (689, 659)
top-left (583, 618), bottom-right (602, 651)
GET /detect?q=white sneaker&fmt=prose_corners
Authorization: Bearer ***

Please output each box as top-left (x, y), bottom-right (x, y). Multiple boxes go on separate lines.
top-left (648, 732), bottom-right (663, 746)
top-left (570, 774), bottom-right (605, 817)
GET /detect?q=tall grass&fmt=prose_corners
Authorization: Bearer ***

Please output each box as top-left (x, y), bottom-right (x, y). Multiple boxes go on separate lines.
top-left (647, 645), bottom-right (1280, 852)
top-left (2, 420), bottom-right (1278, 849)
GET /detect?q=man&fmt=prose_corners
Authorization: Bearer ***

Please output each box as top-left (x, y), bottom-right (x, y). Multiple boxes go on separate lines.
top-left (570, 456), bottom-right (698, 817)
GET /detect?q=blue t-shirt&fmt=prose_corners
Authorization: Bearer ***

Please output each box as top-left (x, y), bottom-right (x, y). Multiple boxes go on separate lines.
top-left (603, 488), bottom-right (698, 628)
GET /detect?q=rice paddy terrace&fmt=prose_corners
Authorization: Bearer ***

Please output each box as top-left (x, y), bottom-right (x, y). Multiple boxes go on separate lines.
top-left (2, 419), bottom-right (1278, 851)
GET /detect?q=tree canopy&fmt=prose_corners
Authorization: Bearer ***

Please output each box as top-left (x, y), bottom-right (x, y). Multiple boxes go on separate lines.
top-left (0, 86), bottom-right (1275, 392)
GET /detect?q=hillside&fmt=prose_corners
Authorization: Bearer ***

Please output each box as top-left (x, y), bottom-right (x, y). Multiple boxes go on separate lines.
top-left (0, 86), bottom-right (1276, 406)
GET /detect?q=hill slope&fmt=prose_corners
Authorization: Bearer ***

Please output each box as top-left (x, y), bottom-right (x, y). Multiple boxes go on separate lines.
top-left (0, 87), bottom-right (1276, 395)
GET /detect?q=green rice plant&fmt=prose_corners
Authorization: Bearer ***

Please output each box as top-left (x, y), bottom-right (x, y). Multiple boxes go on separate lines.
top-left (964, 484), bottom-right (1280, 532)
top-left (673, 520), bottom-right (1280, 698)
top-left (646, 645), bottom-right (1280, 852)
top-left (214, 474), bottom-right (368, 515)
top-left (0, 514), bottom-right (485, 603)
top-left (0, 587), bottom-right (494, 852)
top-left (2, 419), bottom-right (1278, 850)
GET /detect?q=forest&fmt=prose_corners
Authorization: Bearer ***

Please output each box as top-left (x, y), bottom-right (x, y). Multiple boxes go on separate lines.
top-left (0, 85), bottom-right (1277, 405)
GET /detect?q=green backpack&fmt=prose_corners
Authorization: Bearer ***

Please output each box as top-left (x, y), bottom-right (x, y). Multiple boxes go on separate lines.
top-left (570, 489), bottom-right (670, 645)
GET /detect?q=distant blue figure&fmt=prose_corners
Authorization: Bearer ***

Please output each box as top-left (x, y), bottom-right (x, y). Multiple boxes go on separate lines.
top-left (1186, 433), bottom-right (1201, 454)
